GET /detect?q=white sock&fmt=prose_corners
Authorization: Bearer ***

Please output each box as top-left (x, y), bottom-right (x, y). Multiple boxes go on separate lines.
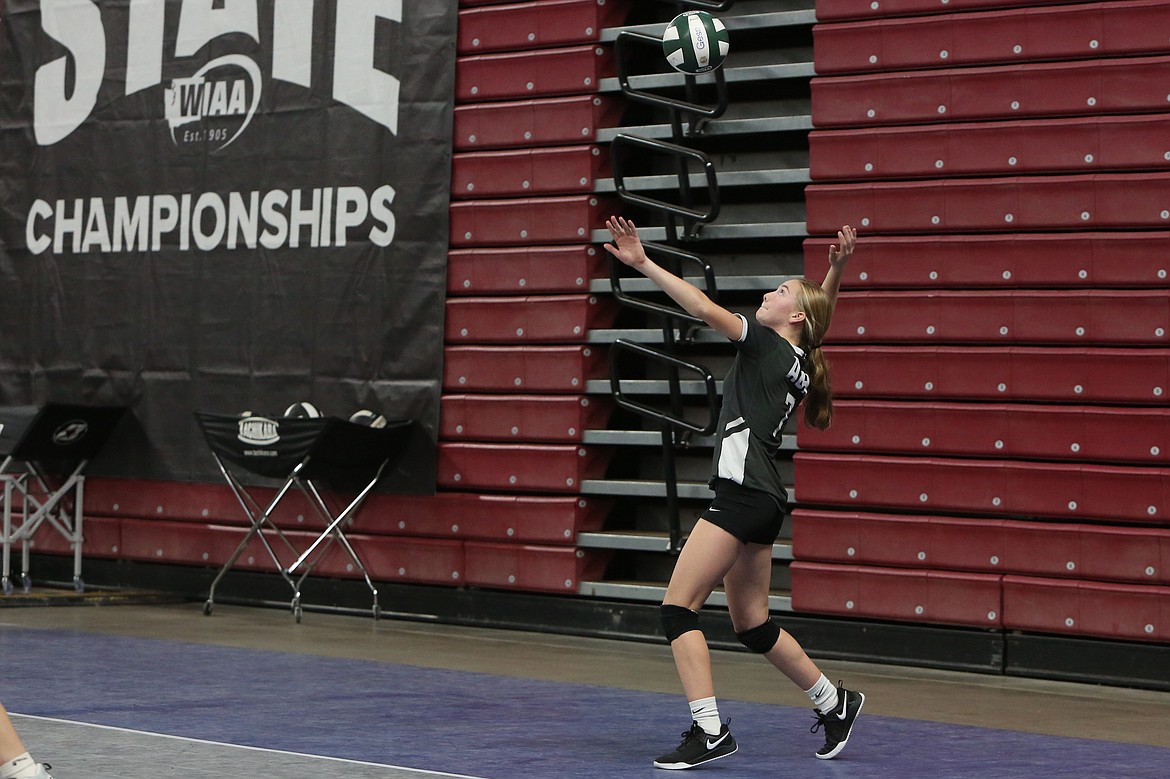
top-left (806, 674), bottom-right (839, 714)
top-left (689, 696), bottom-right (722, 736)
top-left (0, 753), bottom-right (40, 779)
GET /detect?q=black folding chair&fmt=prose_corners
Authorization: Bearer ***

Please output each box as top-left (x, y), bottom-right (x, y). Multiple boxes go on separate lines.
top-left (195, 411), bottom-right (414, 622)
top-left (0, 404), bottom-right (129, 594)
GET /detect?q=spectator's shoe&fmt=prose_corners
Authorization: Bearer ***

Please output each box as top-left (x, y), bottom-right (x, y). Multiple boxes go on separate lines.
top-left (653, 721), bottom-right (737, 770)
top-left (811, 684), bottom-right (864, 759)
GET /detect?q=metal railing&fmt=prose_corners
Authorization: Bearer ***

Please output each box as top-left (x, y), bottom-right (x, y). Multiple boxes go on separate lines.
top-left (610, 133), bottom-right (720, 242)
top-left (613, 29), bottom-right (730, 142)
top-left (653, 0), bottom-right (737, 12)
top-left (603, 14), bottom-right (734, 552)
top-left (609, 340), bottom-right (719, 552)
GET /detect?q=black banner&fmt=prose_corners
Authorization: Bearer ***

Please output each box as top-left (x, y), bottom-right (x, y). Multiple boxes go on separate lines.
top-left (0, 1), bottom-right (454, 490)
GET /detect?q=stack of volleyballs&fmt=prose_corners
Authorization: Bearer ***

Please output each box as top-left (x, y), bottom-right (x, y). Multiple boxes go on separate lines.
top-left (661, 10), bottom-right (730, 75)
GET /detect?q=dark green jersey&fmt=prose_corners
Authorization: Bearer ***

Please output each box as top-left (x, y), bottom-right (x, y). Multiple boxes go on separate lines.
top-left (709, 314), bottom-right (809, 505)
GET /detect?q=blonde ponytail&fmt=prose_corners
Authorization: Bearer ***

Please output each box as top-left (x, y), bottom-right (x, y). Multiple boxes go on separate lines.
top-left (794, 279), bottom-right (834, 430)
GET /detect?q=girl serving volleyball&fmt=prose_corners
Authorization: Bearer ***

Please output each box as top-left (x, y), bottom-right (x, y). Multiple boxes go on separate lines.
top-left (603, 215), bottom-right (863, 769)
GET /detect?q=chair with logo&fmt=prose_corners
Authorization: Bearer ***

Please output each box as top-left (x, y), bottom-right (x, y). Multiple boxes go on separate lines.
top-left (194, 411), bottom-right (415, 622)
top-left (0, 403), bottom-right (129, 595)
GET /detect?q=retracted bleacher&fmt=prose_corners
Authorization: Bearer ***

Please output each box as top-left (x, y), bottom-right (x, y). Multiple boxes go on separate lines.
top-left (797, 0), bottom-right (1170, 668)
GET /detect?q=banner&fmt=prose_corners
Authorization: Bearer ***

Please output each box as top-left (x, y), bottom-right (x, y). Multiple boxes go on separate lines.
top-left (0, 1), bottom-right (454, 490)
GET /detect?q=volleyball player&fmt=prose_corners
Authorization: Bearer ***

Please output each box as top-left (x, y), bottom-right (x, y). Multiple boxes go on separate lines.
top-left (603, 216), bottom-right (863, 769)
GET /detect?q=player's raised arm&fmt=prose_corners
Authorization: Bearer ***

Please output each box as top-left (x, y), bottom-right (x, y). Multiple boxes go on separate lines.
top-left (604, 216), bottom-right (743, 341)
top-left (820, 224), bottom-right (857, 310)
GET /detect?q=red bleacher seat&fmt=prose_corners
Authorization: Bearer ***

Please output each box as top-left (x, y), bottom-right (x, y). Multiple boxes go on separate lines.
top-left (85, 477), bottom-right (252, 525)
top-left (116, 518), bottom-right (467, 586)
top-left (810, 115), bottom-right (1170, 180)
top-left (801, 232), bottom-right (1170, 289)
top-left (1071, 525), bottom-right (1170, 585)
top-left (441, 394), bottom-right (611, 443)
top-left (29, 515), bottom-right (121, 559)
top-left (458, 0), bottom-right (628, 54)
top-left (355, 492), bottom-right (610, 544)
top-left (795, 511), bottom-right (1010, 573)
top-left (452, 145), bottom-right (608, 199)
top-left (438, 442), bottom-right (608, 493)
top-left (88, 482), bottom-right (613, 554)
top-left (814, 0), bottom-right (1073, 23)
top-left (824, 290), bottom-right (1169, 346)
top-left (464, 541), bottom-right (610, 593)
top-left (793, 510), bottom-right (1170, 585)
top-left (456, 45), bottom-right (613, 103)
top-left (450, 195), bottom-right (617, 247)
top-left (1001, 521), bottom-right (1133, 583)
top-left (446, 294), bottom-right (618, 344)
top-left (1002, 575), bottom-right (1170, 642)
top-left (800, 400), bottom-right (1170, 465)
top-left (448, 245), bottom-right (606, 295)
top-left (794, 452), bottom-right (1169, 523)
top-left (811, 56), bottom-right (1170, 128)
top-left (454, 95), bottom-right (624, 151)
top-left (814, 1), bottom-right (1170, 74)
top-left (117, 519), bottom-right (243, 568)
top-left (806, 173), bottom-right (1170, 234)
top-left (444, 345), bottom-right (607, 393)
top-left (824, 346), bottom-right (1170, 405)
top-left (790, 560), bottom-right (1003, 628)
top-left (317, 534), bottom-right (464, 586)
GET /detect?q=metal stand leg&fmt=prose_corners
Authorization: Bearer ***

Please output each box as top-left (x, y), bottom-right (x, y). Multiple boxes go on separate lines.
top-left (204, 456), bottom-right (304, 617)
top-left (20, 462), bottom-right (87, 594)
top-left (73, 476), bottom-right (85, 593)
top-left (284, 464), bottom-right (387, 621)
top-left (1, 478), bottom-right (13, 596)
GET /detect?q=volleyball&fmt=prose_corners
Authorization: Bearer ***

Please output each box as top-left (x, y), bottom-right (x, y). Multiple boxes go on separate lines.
top-left (349, 409), bottom-right (387, 428)
top-left (661, 11), bottom-right (729, 75)
top-left (283, 401), bottom-right (322, 418)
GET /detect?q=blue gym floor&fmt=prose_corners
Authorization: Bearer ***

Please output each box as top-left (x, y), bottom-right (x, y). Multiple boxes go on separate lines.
top-left (2, 605), bottom-right (1168, 778)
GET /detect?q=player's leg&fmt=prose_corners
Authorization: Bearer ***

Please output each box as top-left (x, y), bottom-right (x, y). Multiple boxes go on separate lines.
top-left (723, 543), bottom-right (865, 759)
top-left (725, 543), bottom-right (820, 687)
top-left (0, 703), bottom-right (53, 779)
top-left (662, 520), bottom-right (741, 698)
top-left (654, 519), bottom-right (742, 770)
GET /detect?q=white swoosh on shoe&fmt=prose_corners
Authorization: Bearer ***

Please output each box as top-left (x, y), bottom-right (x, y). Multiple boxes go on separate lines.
top-left (836, 692), bottom-right (849, 720)
top-left (706, 732), bottom-right (730, 749)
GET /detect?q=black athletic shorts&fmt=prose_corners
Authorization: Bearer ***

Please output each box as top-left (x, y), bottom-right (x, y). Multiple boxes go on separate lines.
top-left (702, 478), bottom-right (786, 545)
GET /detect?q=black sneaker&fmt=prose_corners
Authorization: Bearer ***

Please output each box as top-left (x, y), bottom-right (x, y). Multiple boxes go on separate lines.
top-left (653, 721), bottom-right (738, 770)
top-left (810, 684), bottom-right (864, 759)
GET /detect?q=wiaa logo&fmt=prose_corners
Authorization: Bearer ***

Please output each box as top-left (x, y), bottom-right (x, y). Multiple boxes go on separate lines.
top-left (164, 55), bottom-right (261, 152)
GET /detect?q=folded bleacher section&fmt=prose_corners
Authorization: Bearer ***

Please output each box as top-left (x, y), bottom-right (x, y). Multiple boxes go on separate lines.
top-left (796, 0), bottom-right (1170, 647)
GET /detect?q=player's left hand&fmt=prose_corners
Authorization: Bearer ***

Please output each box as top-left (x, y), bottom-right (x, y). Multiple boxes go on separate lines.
top-left (829, 225), bottom-right (856, 268)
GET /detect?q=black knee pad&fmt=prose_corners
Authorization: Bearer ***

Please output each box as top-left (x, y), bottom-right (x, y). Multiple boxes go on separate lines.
top-left (660, 604), bottom-right (700, 642)
top-left (737, 619), bottom-right (781, 653)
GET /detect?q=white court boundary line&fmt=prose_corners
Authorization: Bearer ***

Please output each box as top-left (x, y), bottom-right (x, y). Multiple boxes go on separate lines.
top-left (10, 713), bottom-right (488, 779)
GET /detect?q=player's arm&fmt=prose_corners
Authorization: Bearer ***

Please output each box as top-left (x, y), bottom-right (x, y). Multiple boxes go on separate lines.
top-left (820, 224), bottom-right (857, 311)
top-left (603, 216), bottom-right (743, 341)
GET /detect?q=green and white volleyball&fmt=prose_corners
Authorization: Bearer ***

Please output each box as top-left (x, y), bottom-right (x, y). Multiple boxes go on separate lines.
top-left (661, 11), bottom-right (730, 75)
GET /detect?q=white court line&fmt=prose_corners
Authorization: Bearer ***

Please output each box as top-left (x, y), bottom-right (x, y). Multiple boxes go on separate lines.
top-left (10, 713), bottom-right (488, 779)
